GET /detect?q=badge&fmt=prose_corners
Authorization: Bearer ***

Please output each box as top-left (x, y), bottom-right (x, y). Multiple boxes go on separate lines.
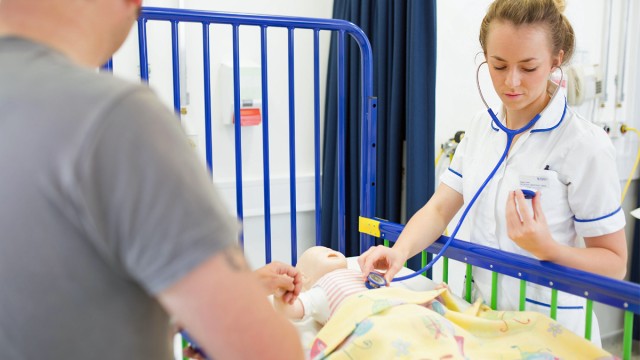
top-left (519, 174), bottom-right (550, 191)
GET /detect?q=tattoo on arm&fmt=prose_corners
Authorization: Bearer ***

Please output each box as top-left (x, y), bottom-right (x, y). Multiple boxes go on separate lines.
top-left (222, 246), bottom-right (250, 272)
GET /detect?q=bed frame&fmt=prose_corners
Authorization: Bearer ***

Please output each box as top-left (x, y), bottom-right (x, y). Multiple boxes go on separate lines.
top-left (116, 7), bottom-right (639, 359)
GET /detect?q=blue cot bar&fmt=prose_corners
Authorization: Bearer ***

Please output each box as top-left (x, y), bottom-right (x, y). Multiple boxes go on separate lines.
top-left (135, 7), bottom-right (378, 264)
top-left (359, 217), bottom-right (640, 359)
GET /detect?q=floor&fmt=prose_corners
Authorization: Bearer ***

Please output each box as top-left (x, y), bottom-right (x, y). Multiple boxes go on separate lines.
top-left (602, 334), bottom-right (640, 359)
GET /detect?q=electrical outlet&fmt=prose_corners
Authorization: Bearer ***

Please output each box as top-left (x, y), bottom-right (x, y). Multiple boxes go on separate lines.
top-left (595, 122), bottom-right (612, 135)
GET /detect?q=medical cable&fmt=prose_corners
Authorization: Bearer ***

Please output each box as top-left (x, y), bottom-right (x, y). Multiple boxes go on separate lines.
top-left (367, 63), bottom-right (565, 287)
top-left (620, 125), bottom-right (640, 203)
top-left (435, 133), bottom-right (465, 237)
top-left (435, 148), bottom-right (445, 166)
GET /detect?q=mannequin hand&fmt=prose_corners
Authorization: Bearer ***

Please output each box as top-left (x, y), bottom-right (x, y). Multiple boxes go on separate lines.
top-left (505, 190), bottom-right (556, 259)
top-left (255, 261), bottom-right (302, 304)
top-left (271, 286), bottom-right (304, 320)
top-left (358, 245), bottom-right (408, 284)
top-left (271, 289), bottom-right (289, 312)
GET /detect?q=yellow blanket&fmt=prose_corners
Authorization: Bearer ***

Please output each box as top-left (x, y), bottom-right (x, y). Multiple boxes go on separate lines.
top-left (310, 287), bottom-right (614, 360)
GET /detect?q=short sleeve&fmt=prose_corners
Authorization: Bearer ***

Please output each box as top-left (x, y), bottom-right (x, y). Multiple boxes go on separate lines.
top-left (76, 87), bottom-right (239, 295)
top-left (439, 135), bottom-right (467, 195)
top-left (564, 129), bottom-right (625, 237)
top-left (298, 287), bottom-right (331, 324)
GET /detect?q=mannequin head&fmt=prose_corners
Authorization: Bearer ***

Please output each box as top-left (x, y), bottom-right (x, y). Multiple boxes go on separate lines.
top-left (296, 246), bottom-right (348, 291)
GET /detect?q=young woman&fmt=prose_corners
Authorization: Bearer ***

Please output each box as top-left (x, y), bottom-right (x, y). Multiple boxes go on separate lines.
top-left (359, 0), bottom-right (627, 345)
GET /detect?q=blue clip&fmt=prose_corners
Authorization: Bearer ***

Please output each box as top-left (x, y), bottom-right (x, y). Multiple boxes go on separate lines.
top-left (365, 271), bottom-right (387, 289)
top-left (521, 189), bottom-right (536, 199)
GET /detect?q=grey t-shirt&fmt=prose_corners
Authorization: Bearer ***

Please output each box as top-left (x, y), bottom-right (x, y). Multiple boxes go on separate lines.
top-left (0, 37), bottom-right (238, 359)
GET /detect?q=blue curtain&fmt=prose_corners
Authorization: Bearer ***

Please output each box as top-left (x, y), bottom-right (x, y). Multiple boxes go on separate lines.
top-left (321, 0), bottom-right (437, 269)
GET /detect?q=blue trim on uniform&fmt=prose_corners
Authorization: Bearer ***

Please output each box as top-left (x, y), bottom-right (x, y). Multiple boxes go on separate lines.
top-left (531, 97), bottom-right (567, 133)
top-left (574, 206), bottom-right (622, 223)
top-left (448, 168), bottom-right (463, 178)
top-left (526, 298), bottom-right (584, 310)
top-left (490, 97), bottom-right (567, 134)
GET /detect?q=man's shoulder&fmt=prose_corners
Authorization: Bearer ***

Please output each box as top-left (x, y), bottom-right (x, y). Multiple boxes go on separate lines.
top-left (60, 66), bottom-right (148, 106)
top-left (2, 37), bottom-right (149, 112)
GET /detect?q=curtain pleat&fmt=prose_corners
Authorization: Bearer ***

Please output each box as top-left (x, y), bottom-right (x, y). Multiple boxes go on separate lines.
top-left (322, 0), bottom-right (437, 265)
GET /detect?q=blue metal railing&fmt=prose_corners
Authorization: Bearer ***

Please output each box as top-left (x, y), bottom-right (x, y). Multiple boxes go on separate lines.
top-left (287, 28), bottom-right (298, 262)
top-left (136, 7), bottom-right (377, 264)
top-left (364, 217), bottom-right (640, 358)
top-left (100, 59), bottom-right (113, 72)
top-left (372, 218), bottom-right (640, 314)
top-left (259, 25), bottom-right (273, 262)
top-left (337, 30), bottom-right (346, 255)
top-left (171, 21), bottom-right (181, 115)
top-left (230, 24), bottom-right (244, 247)
top-left (313, 29), bottom-right (322, 247)
top-left (202, 24), bottom-right (213, 174)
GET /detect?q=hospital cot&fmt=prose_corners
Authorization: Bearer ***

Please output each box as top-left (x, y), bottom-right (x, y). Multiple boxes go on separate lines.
top-left (118, 7), bottom-right (639, 359)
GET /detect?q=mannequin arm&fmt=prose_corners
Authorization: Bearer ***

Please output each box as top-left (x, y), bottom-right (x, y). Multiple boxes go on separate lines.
top-left (273, 295), bottom-right (305, 320)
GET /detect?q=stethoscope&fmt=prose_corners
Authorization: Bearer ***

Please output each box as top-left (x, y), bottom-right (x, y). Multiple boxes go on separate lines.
top-left (366, 62), bottom-right (566, 289)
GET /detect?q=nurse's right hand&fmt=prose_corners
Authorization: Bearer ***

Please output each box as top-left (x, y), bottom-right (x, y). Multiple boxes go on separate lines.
top-left (358, 245), bottom-right (408, 285)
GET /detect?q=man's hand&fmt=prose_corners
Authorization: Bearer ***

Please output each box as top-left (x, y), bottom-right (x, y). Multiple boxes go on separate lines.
top-left (255, 261), bottom-right (302, 304)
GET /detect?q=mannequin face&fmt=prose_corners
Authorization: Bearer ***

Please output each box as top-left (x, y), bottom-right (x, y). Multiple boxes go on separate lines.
top-left (485, 20), bottom-right (563, 121)
top-left (296, 246), bottom-right (347, 291)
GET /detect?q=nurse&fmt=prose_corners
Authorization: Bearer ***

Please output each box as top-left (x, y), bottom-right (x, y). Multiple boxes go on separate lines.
top-left (358, 0), bottom-right (627, 345)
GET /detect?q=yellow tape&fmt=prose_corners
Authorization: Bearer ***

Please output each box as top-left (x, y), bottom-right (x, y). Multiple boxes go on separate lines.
top-left (359, 216), bottom-right (380, 237)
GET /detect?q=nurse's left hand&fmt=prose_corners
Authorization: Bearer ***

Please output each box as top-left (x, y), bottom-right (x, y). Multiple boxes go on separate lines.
top-left (505, 190), bottom-right (556, 259)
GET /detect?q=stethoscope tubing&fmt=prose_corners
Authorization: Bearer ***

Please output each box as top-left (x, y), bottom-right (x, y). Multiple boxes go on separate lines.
top-left (392, 129), bottom-right (519, 282)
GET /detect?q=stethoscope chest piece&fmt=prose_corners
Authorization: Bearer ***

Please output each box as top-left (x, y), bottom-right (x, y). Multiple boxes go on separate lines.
top-left (365, 271), bottom-right (387, 289)
top-left (521, 189), bottom-right (536, 199)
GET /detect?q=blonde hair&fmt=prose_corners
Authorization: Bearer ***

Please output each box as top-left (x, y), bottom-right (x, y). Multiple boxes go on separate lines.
top-left (479, 0), bottom-right (575, 65)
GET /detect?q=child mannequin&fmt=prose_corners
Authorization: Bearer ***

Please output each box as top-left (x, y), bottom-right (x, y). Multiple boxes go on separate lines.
top-left (273, 246), bottom-right (446, 325)
top-left (273, 246), bottom-right (366, 325)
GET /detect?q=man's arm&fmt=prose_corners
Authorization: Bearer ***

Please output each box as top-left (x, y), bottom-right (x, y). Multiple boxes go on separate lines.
top-left (157, 245), bottom-right (304, 359)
